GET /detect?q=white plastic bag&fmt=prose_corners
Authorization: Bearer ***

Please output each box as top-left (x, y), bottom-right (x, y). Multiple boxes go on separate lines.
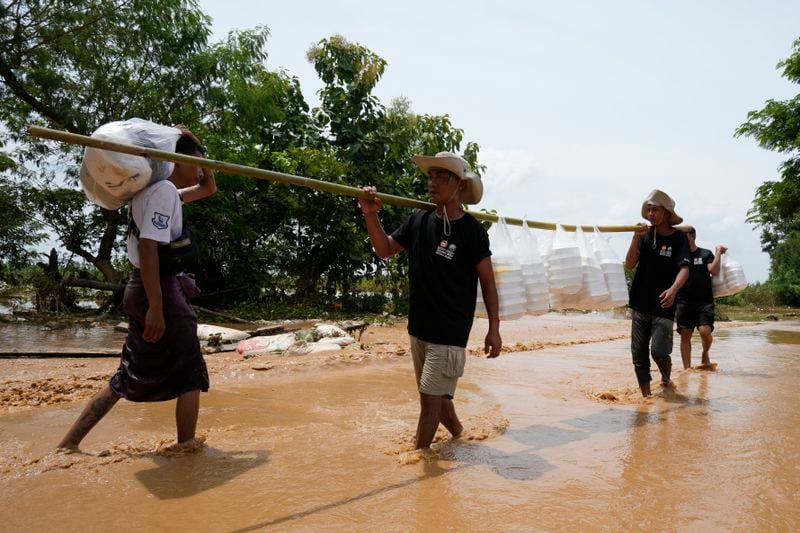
top-left (591, 227), bottom-right (629, 308)
top-left (515, 220), bottom-right (550, 316)
top-left (545, 224), bottom-right (583, 296)
top-left (712, 254), bottom-right (747, 298)
top-left (80, 118), bottom-right (182, 210)
top-left (476, 217), bottom-right (527, 321)
top-left (575, 227), bottom-right (610, 309)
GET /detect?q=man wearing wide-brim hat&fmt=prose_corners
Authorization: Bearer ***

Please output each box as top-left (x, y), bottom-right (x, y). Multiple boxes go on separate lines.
top-left (624, 189), bottom-right (691, 397)
top-left (358, 151), bottom-right (501, 450)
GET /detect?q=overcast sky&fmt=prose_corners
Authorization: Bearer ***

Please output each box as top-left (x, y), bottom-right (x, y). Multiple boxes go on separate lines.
top-left (198, 0), bottom-right (800, 282)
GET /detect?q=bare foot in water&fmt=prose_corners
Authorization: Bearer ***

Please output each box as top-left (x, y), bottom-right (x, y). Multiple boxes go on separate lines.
top-left (159, 436), bottom-right (207, 456)
top-left (696, 362), bottom-right (718, 371)
top-left (660, 380), bottom-right (675, 389)
top-left (55, 445), bottom-right (80, 454)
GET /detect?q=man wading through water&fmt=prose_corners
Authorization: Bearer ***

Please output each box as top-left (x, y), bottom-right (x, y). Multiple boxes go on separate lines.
top-left (359, 152), bottom-right (502, 450)
top-left (625, 189), bottom-right (690, 397)
top-left (58, 127), bottom-right (216, 452)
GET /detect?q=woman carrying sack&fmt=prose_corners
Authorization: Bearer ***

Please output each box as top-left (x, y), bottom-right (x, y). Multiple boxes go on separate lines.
top-left (58, 126), bottom-right (217, 452)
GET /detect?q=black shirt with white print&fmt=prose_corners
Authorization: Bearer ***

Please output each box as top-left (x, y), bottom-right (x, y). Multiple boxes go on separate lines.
top-left (392, 209), bottom-right (491, 347)
top-left (677, 247), bottom-right (715, 304)
top-left (628, 229), bottom-right (691, 320)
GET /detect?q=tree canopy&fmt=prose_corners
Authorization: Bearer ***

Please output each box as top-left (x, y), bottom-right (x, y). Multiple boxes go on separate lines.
top-left (737, 37), bottom-right (800, 304)
top-left (0, 2), bottom-right (482, 316)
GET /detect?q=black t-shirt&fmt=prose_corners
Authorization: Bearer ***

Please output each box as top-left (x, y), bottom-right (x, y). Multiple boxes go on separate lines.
top-left (628, 229), bottom-right (691, 319)
top-left (391, 209), bottom-right (491, 347)
top-left (677, 247), bottom-right (714, 304)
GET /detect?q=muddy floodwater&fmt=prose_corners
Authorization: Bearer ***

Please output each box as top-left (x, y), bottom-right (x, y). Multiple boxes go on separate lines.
top-left (1, 320), bottom-right (799, 531)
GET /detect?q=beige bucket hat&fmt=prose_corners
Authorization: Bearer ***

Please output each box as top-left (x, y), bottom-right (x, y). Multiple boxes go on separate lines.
top-left (641, 189), bottom-right (683, 225)
top-left (412, 151), bottom-right (484, 204)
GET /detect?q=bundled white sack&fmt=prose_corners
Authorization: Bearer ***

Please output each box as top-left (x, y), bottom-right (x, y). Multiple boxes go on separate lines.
top-left (712, 254), bottom-right (747, 298)
top-left (591, 227), bottom-right (629, 308)
top-left (236, 333), bottom-right (296, 357)
top-left (545, 224), bottom-right (583, 296)
top-left (476, 217), bottom-right (527, 321)
top-left (513, 221), bottom-right (550, 316)
top-left (80, 118), bottom-right (183, 210)
top-left (196, 324), bottom-right (250, 343)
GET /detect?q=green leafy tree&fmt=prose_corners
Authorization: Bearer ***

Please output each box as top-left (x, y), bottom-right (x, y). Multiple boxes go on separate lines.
top-left (737, 37), bottom-right (800, 304)
top-left (736, 38), bottom-right (800, 254)
top-left (769, 230), bottom-right (800, 305)
top-left (0, 0), bottom-right (214, 284)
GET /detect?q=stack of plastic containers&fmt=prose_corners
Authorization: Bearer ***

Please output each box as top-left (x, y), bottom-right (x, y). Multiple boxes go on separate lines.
top-left (591, 228), bottom-right (629, 308)
top-left (574, 227), bottom-right (610, 309)
top-left (712, 255), bottom-right (748, 298)
top-left (514, 222), bottom-right (550, 316)
top-left (545, 224), bottom-right (583, 310)
top-left (475, 218), bottom-right (527, 321)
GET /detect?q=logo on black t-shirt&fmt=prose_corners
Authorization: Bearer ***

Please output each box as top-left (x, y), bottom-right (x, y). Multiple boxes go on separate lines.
top-left (659, 245), bottom-right (672, 257)
top-left (436, 240), bottom-right (456, 260)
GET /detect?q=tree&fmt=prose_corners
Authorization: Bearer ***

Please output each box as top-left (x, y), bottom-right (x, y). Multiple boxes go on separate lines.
top-left (736, 38), bottom-right (800, 254)
top-left (737, 38), bottom-right (800, 304)
top-left (770, 231), bottom-right (800, 305)
top-left (0, 0), bottom-right (216, 285)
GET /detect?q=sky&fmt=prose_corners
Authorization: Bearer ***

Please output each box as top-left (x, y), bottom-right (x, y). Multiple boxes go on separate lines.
top-left (198, 0), bottom-right (800, 282)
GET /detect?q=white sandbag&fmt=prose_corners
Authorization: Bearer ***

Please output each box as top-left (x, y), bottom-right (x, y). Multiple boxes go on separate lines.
top-left (286, 342), bottom-right (344, 355)
top-left (313, 323), bottom-right (350, 339)
top-left (197, 324), bottom-right (250, 342)
top-left (80, 118), bottom-right (182, 210)
top-left (236, 333), bottom-right (296, 355)
top-left (316, 335), bottom-right (355, 347)
top-left (545, 224), bottom-right (582, 296)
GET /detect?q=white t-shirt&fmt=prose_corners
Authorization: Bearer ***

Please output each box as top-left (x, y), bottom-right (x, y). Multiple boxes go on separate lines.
top-left (127, 180), bottom-right (183, 268)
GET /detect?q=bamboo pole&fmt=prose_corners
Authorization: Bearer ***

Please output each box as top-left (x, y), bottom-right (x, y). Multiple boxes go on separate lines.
top-left (27, 125), bottom-right (645, 232)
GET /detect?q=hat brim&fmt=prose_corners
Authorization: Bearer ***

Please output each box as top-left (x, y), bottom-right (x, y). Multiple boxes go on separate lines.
top-left (412, 154), bottom-right (483, 204)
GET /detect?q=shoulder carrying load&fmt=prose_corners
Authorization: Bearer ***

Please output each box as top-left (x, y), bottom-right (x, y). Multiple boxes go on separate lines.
top-left (712, 254), bottom-right (747, 298)
top-left (80, 118), bottom-right (182, 210)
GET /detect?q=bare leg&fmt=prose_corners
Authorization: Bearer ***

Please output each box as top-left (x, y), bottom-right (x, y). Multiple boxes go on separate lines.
top-left (698, 326), bottom-right (713, 365)
top-left (57, 385), bottom-right (120, 450)
top-left (640, 382), bottom-right (652, 397)
top-left (440, 398), bottom-right (463, 438)
top-left (175, 389), bottom-right (200, 444)
top-left (415, 393), bottom-right (442, 449)
top-left (680, 329), bottom-right (694, 369)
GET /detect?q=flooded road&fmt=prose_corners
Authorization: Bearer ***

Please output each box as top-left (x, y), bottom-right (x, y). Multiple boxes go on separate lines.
top-left (1, 322), bottom-right (798, 531)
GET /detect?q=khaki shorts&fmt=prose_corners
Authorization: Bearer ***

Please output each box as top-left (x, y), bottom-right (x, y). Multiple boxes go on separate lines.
top-left (409, 335), bottom-right (466, 399)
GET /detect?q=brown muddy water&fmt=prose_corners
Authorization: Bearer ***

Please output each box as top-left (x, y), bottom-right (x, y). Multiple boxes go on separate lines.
top-left (1, 322), bottom-right (799, 531)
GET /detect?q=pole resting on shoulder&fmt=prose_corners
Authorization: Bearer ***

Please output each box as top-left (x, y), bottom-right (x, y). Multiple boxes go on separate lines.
top-left (26, 124), bottom-right (666, 233)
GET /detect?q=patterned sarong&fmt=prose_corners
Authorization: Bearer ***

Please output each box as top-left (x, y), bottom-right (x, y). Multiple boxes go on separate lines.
top-left (110, 270), bottom-right (209, 402)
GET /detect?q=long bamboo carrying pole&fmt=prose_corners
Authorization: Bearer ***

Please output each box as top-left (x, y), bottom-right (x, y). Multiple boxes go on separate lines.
top-left (28, 125), bottom-right (643, 232)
